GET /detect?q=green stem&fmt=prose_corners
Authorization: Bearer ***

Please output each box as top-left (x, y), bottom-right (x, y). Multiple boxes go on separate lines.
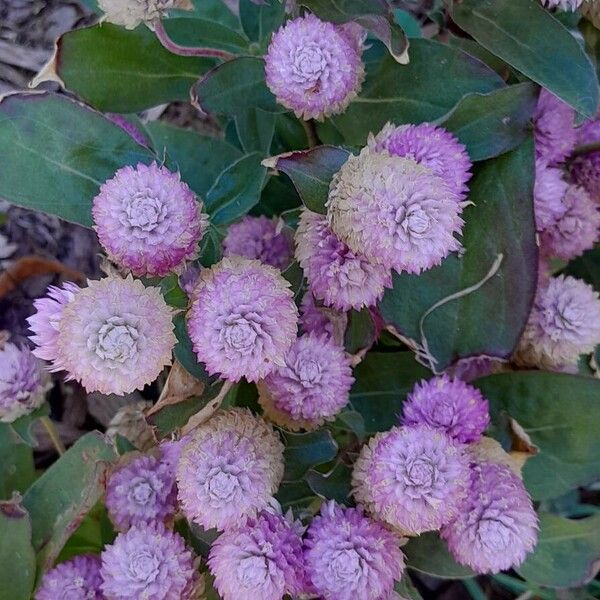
top-left (40, 416), bottom-right (65, 456)
top-left (301, 119), bottom-right (319, 148)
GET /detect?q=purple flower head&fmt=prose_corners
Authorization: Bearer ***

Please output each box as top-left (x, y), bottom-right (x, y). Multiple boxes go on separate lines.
top-left (54, 276), bottom-right (175, 395)
top-left (441, 462), bottom-right (538, 574)
top-left (571, 118), bottom-right (600, 202)
top-left (101, 521), bottom-right (202, 600)
top-left (327, 148), bottom-right (464, 275)
top-left (187, 256), bottom-right (298, 382)
top-left (540, 0), bottom-right (583, 10)
top-left (534, 89), bottom-right (576, 164)
top-left (534, 159), bottom-right (569, 232)
top-left (296, 209), bottom-right (392, 311)
top-left (369, 122), bottom-right (472, 201)
top-left (299, 292), bottom-right (335, 338)
top-left (36, 555), bottom-right (103, 600)
top-left (92, 162), bottom-right (208, 277)
top-left (176, 409), bottom-right (284, 531)
top-left (304, 501), bottom-right (405, 600)
top-left (352, 425), bottom-right (470, 534)
top-left (223, 215), bottom-right (293, 270)
top-left (106, 454), bottom-right (177, 530)
top-left (265, 14), bottom-right (365, 121)
top-left (208, 510), bottom-right (304, 600)
top-left (179, 264), bottom-right (201, 296)
top-left (159, 436), bottom-right (187, 472)
top-left (258, 332), bottom-right (354, 431)
top-left (516, 275), bottom-right (600, 370)
top-left (402, 375), bottom-right (490, 444)
top-left (107, 114), bottom-right (148, 147)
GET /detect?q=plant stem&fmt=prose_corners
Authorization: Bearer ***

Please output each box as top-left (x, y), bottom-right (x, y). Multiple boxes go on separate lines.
top-left (570, 140), bottom-right (600, 158)
top-left (153, 20), bottom-right (235, 60)
top-left (301, 119), bottom-right (318, 148)
top-left (40, 416), bottom-right (65, 456)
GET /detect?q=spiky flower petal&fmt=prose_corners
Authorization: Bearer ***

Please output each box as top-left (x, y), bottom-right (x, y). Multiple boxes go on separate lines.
top-left (534, 160), bottom-right (569, 232)
top-left (571, 117), bottom-right (600, 202)
top-left (299, 292), bottom-right (334, 338)
top-left (534, 89), bottom-right (576, 164)
top-left (36, 555), bottom-right (103, 600)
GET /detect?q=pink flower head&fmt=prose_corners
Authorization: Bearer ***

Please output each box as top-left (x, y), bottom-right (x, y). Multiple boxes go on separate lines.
top-left (327, 148), bottom-right (464, 275)
top-left (258, 332), bottom-right (354, 431)
top-left (516, 275), bottom-right (600, 370)
top-left (223, 215), bottom-right (293, 270)
top-left (299, 292), bottom-right (334, 338)
top-left (441, 462), bottom-right (538, 574)
top-left (303, 501), bottom-right (405, 600)
top-left (54, 276), bottom-right (175, 395)
top-left (100, 521), bottom-right (202, 600)
top-left (92, 162), bottom-right (208, 277)
top-left (352, 425), bottom-right (470, 534)
top-left (402, 375), bottom-right (490, 444)
top-left (369, 122), bottom-right (472, 201)
top-left (295, 209), bottom-right (392, 311)
top-left (187, 257), bottom-right (298, 382)
top-left (571, 118), bottom-right (600, 202)
top-left (534, 89), bottom-right (576, 164)
top-left (36, 555), bottom-right (103, 600)
top-left (208, 510), bottom-right (304, 600)
top-left (534, 159), bottom-right (569, 232)
top-left (176, 409), bottom-right (284, 531)
top-left (265, 14), bottom-right (365, 120)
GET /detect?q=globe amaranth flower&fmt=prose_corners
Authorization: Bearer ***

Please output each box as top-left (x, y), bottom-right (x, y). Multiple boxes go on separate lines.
top-left (299, 292), bottom-right (334, 338)
top-left (401, 375), bottom-right (490, 444)
top-left (327, 148), bottom-right (464, 275)
top-left (540, 0), bottom-right (583, 10)
top-left (258, 333), bottom-right (354, 431)
top-left (304, 501), bottom-right (405, 600)
top-left (54, 276), bottom-right (176, 395)
top-left (223, 215), bottom-right (293, 270)
top-left (534, 89), bottom-right (576, 164)
top-left (101, 521), bottom-right (202, 600)
top-left (93, 162), bottom-right (208, 277)
top-left (187, 256), bottom-right (298, 382)
top-left (368, 122), bottom-right (472, 201)
top-left (352, 424), bottom-right (470, 534)
top-left (296, 209), bottom-right (392, 311)
top-left (36, 555), bottom-right (103, 600)
top-left (441, 462), bottom-right (538, 574)
top-left (534, 160), bottom-right (569, 232)
top-left (515, 275), bottom-right (600, 370)
top-left (0, 343), bottom-right (50, 423)
top-left (98, 0), bottom-right (192, 29)
top-left (106, 454), bottom-right (177, 530)
top-left (176, 409), bottom-right (284, 531)
top-left (265, 13), bottom-right (365, 121)
top-left (208, 510), bottom-right (304, 600)
top-left (571, 117), bottom-right (600, 202)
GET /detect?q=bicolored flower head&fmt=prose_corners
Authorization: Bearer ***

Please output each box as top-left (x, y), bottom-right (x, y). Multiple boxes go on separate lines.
top-left (258, 333), bottom-right (354, 431)
top-left (303, 501), bottom-right (405, 600)
top-left (265, 14), bottom-right (365, 120)
top-left (540, 0), bottom-right (583, 10)
top-left (101, 521), bottom-right (202, 600)
top-left (187, 256), bottom-right (298, 382)
top-left (402, 375), bottom-right (490, 444)
top-left (534, 159), bottom-right (569, 232)
top-left (515, 275), bottom-right (600, 370)
top-left (54, 276), bottom-right (176, 395)
top-left (295, 209), bottom-right (392, 311)
top-left (93, 162), bottom-right (208, 277)
top-left (36, 555), bottom-right (103, 600)
top-left (327, 148), bottom-right (464, 275)
top-left (352, 424), bottom-right (470, 534)
top-left (299, 292), bottom-right (335, 338)
top-left (208, 510), bottom-right (304, 600)
top-left (98, 0), bottom-right (192, 29)
top-left (176, 409), bottom-right (284, 531)
top-left (441, 462), bottom-right (538, 574)
top-left (368, 122), bottom-right (472, 201)
top-left (223, 215), bottom-right (293, 270)
top-left (571, 117), bottom-right (600, 202)
top-left (534, 89), bottom-right (576, 164)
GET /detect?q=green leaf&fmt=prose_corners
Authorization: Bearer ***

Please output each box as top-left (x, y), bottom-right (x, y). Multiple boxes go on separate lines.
top-left (0, 425), bottom-right (35, 501)
top-left (179, 0), bottom-right (240, 29)
top-left (282, 429), bottom-right (338, 481)
top-left (163, 17), bottom-right (248, 52)
top-left (158, 274), bottom-right (188, 310)
top-left (0, 496), bottom-right (36, 600)
top-left (281, 260), bottom-right (304, 300)
top-left (394, 9), bottom-right (422, 38)
top-left (239, 0), bottom-right (286, 44)
top-left (275, 479), bottom-right (317, 510)
top-left (380, 139), bottom-right (537, 371)
top-left (345, 308), bottom-right (377, 355)
top-left (9, 403), bottom-right (50, 447)
top-left (0, 92), bottom-right (154, 227)
top-left (173, 314), bottom-right (210, 381)
top-left (517, 513), bottom-right (600, 588)
top-left (305, 462), bottom-right (353, 504)
top-left (54, 23), bottom-right (214, 112)
top-left (235, 108), bottom-right (276, 155)
top-left (563, 247), bottom-right (600, 292)
top-left (477, 371), bottom-right (600, 500)
top-left (450, 0), bottom-right (599, 117)
top-left (394, 576), bottom-right (424, 600)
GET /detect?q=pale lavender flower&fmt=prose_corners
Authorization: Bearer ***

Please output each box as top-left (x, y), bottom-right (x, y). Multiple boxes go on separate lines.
top-left (534, 159), bottom-right (568, 232)
top-left (571, 118), bottom-right (600, 202)
top-left (36, 555), bottom-right (103, 600)
top-left (98, 0), bottom-right (192, 29)
top-left (534, 89), bottom-right (576, 164)
top-left (299, 292), bottom-right (334, 338)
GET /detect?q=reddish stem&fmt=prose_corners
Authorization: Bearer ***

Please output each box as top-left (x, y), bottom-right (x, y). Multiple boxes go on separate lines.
top-left (154, 20), bottom-right (234, 60)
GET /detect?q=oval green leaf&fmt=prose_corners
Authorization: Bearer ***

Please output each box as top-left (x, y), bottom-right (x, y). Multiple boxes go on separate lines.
top-left (282, 429), bottom-right (338, 481)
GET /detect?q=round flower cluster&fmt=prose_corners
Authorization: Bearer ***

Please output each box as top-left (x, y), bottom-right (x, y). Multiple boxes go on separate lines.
top-left (299, 292), bottom-right (334, 338)
top-left (98, 0), bottom-right (192, 29)
top-left (570, 117), bottom-right (600, 202)
top-left (534, 89), bottom-right (576, 164)
top-left (36, 555), bottom-right (104, 600)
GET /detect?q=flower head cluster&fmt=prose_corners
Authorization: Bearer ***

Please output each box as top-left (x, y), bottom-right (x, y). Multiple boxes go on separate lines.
top-left (93, 162), bottom-right (208, 277)
top-left (402, 375), bottom-right (490, 444)
top-left (299, 292), bottom-right (334, 338)
top-left (327, 148), bottom-right (464, 275)
top-left (441, 462), bottom-right (538, 574)
top-left (295, 209), bottom-right (392, 311)
top-left (36, 555), bottom-right (103, 600)
top-left (223, 215), bottom-right (293, 270)
top-left (98, 0), bottom-right (192, 29)
top-left (304, 501), bottom-right (405, 600)
top-left (540, 0), bottom-right (583, 10)
top-left (534, 89), bottom-right (576, 164)
top-left (369, 122), bottom-right (472, 201)
top-left (176, 409), bottom-right (284, 531)
top-left (208, 510), bottom-right (304, 600)
top-left (534, 160), bottom-right (569, 232)
top-left (259, 333), bottom-right (354, 430)
top-left (187, 257), bottom-right (298, 382)
top-left (106, 454), bottom-right (177, 530)
top-left (265, 14), bottom-right (365, 120)
top-left (352, 424), bottom-right (470, 534)
top-left (571, 117), bottom-right (600, 202)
